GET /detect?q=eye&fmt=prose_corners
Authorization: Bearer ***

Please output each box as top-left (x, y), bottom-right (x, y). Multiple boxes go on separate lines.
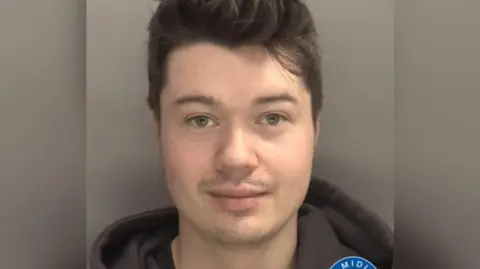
top-left (186, 115), bottom-right (217, 128)
top-left (258, 113), bottom-right (287, 126)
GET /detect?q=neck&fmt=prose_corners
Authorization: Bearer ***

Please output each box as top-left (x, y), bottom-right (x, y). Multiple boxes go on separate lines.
top-left (171, 216), bottom-right (298, 269)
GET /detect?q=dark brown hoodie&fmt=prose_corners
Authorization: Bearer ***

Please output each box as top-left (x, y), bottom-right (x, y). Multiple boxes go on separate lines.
top-left (90, 177), bottom-right (393, 269)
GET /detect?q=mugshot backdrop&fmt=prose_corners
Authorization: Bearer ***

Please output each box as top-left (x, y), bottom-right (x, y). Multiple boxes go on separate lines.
top-left (86, 0), bottom-right (394, 250)
top-left (0, 1), bottom-right (86, 269)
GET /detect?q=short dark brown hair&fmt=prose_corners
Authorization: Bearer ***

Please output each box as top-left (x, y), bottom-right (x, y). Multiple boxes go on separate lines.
top-left (146, 0), bottom-right (323, 121)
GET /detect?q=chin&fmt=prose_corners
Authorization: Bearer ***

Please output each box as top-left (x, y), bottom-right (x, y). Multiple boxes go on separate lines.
top-left (211, 227), bottom-right (272, 247)
top-left (208, 217), bottom-right (281, 246)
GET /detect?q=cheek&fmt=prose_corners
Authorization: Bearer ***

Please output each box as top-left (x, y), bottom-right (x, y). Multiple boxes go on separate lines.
top-left (266, 129), bottom-right (315, 175)
top-left (160, 131), bottom-right (212, 193)
top-left (263, 129), bottom-right (315, 201)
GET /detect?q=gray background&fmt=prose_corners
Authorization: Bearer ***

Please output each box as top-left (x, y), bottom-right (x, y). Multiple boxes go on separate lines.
top-left (395, 0), bottom-right (480, 267)
top-left (0, 0), bottom-right (85, 268)
top-left (0, 0), bottom-right (478, 269)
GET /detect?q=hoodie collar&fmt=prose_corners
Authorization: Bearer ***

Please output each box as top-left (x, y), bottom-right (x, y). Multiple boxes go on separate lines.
top-left (90, 177), bottom-right (393, 269)
top-left (304, 177), bottom-right (393, 268)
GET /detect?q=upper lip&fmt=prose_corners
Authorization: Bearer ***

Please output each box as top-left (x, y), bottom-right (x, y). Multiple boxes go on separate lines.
top-left (208, 188), bottom-right (267, 198)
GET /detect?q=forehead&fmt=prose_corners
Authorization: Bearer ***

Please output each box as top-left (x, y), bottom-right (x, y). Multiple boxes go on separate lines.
top-left (161, 42), bottom-right (309, 105)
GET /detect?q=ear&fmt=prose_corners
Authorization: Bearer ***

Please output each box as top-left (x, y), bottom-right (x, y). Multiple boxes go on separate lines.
top-left (153, 111), bottom-right (161, 142)
top-left (313, 112), bottom-right (321, 149)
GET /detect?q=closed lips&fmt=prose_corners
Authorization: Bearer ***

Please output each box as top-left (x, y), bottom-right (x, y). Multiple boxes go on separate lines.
top-left (208, 189), bottom-right (267, 198)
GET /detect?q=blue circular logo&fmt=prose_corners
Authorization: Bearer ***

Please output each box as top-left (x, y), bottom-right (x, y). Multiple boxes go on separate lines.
top-left (330, 256), bottom-right (377, 269)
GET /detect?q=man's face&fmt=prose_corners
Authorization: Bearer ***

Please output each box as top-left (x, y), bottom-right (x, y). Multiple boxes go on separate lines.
top-left (157, 43), bottom-right (318, 246)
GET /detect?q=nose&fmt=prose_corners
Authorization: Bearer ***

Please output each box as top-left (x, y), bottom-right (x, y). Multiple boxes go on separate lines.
top-left (214, 128), bottom-right (258, 177)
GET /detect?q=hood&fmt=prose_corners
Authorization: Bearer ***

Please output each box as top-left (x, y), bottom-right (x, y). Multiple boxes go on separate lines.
top-left (90, 177), bottom-right (393, 269)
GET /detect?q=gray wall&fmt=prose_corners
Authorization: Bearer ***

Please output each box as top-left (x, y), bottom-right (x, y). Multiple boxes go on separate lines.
top-left (86, 0), bottom-right (164, 250)
top-left (395, 0), bottom-right (480, 267)
top-left (0, 0), bottom-right (479, 269)
top-left (0, 0), bottom-right (85, 268)
top-left (307, 0), bottom-right (394, 228)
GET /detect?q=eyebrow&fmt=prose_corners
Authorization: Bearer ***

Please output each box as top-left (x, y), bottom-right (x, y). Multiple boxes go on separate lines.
top-left (253, 93), bottom-right (298, 105)
top-left (174, 92), bottom-right (299, 108)
top-left (174, 95), bottom-right (219, 107)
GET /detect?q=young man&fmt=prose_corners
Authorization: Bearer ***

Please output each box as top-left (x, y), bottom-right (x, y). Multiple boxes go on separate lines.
top-left (90, 0), bottom-right (393, 268)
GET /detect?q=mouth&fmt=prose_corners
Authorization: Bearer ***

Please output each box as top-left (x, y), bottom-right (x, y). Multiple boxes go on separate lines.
top-left (207, 188), bottom-right (268, 212)
top-left (208, 188), bottom-right (268, 198)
